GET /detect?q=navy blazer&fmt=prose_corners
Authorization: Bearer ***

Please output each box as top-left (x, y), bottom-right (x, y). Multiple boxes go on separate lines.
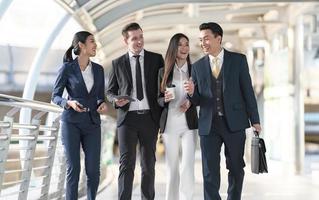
top-left (189, 49), bottom-right (260, 135)
top-left (52, 58), bottom-right (105, 125)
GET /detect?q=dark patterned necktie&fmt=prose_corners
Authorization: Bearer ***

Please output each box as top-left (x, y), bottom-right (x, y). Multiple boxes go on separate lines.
top-left (133, 55), bottom-right (144, 101)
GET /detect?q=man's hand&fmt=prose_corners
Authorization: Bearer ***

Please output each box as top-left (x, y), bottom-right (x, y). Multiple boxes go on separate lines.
top-left (114, 98), bottom-right (130, 107)
top-left (253, 123), bottom-right (262, 135)
top-left (184, 77), bottom-right (194, 96)
top-left (97, 102), bottom-right (108, 114)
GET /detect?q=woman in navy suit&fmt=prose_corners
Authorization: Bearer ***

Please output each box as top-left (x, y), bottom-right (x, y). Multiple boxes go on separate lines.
top-left (52, 31), bottom-right (107, 200)
top-left (157, 33), bottom-right (198, 200)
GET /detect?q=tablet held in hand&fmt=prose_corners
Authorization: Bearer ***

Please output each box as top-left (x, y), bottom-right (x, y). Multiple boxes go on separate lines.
top-left (115, 95), bottom-right (136, 102)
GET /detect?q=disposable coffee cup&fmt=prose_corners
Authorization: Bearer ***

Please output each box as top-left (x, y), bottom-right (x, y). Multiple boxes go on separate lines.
top-left (166, 86), bottom-right (176, 100)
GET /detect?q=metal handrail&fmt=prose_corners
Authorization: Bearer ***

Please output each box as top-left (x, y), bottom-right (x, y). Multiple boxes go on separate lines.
top-left (0, 94), bottom-right (62, 113)
top-left (0, 94), bottom-right (63, 200)
top-left (0, 93), bottom-right (116, 200)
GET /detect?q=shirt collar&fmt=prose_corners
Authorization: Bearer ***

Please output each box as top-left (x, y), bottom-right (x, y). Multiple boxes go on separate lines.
top-left (81, 61), bottom-right (92, 73)
top-left (209, 48), bottom-right (224, 62)
top-left (128, 49), bottom-right (144, 58)
top-left (174, 61), bottom-right (188, 73)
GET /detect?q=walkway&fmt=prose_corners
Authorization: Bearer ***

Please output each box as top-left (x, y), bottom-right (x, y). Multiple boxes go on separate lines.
top-left (96, 150), bottom-right (319, 200)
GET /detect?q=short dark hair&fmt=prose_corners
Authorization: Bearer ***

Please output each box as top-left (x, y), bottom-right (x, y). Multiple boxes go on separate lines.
top-left (122, 22), bottom-right (142, 38)
top-left (199, 22), bottom-right (223, 38)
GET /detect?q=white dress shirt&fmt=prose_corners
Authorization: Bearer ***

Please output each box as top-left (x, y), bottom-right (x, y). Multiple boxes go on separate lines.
top-left (81, 61), bottom-right (94, 93)
top-left (128, 49), bottom-right (150, 111)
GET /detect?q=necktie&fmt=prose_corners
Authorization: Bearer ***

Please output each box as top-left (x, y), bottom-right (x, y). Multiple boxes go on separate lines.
top-left (133, 55), bottom-right (144, 101)
top-left (212, 57), bottom-right (220, 78)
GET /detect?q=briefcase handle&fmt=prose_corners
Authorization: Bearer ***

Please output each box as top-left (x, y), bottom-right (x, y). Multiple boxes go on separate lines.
top-left (253, 131), bottom-right (267, 153)
top-left (253, 130), bottom-right (260, 137)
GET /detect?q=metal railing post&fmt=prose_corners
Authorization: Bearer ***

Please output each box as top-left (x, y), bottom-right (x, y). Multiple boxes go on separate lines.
top-left (55, 133), bottom-right (66, 200)
top-left (18, 113), bottom-right (43, 200)
top-left (0, 116), bottom-right (13, 195)
top-left (39, 117), bottom-right (60, 200)
top-left (0, 94), bottom-right (116, 199)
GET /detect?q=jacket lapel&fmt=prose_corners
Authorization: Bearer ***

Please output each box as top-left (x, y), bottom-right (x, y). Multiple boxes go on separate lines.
top-left (89, 62), bottom-right (98, 95)
top-left (203, 55), bottom-right (213, 85)
top-left (222, 49), bottom-right (232, 92)
top-left (187, 63), bottom-right (192, 77)
top-left (124, 53), bottom-right (133, 86)
top-left (73, 58), bottom-right (89, 95)
top-left (143, 50), bottom-right (150, 85)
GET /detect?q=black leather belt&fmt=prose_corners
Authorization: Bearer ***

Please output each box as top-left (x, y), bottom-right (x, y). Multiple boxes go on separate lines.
top-left (129, 109), bottom-right (150, 115)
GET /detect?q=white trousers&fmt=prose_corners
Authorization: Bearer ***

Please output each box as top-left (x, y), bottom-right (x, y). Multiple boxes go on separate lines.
top-left (162, 129), bottom-right (197, 200)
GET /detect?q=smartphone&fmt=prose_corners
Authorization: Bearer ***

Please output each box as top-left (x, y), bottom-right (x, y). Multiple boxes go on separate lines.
top-left (76, 102), bottom-right (87, 111)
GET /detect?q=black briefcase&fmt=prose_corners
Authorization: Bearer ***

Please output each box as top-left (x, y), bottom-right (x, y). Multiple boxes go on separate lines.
top-left (251, 132), bottom-right (268, 174)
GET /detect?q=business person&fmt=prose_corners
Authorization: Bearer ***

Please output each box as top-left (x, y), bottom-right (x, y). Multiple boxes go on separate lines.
top-left (52, 31), bottom-right (107, 200)
top-left (184, 22), bottom-right (261, 200)
top-left (106, 22), bottom-right (164, 200)
top-left (157, 33), bottom-right (198, 200)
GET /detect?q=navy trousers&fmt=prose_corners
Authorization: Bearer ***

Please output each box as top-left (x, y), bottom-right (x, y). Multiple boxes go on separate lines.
top-left (200, 116), bottom-right (246, 200)
top-left (61, 122), bottom-right (101, 200)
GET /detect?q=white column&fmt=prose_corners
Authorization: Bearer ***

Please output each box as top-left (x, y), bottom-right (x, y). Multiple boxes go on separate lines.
top-left (293, 15), bottom-right (305, 174)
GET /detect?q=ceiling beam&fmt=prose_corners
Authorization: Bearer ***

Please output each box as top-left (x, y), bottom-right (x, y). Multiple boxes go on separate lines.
top-left (93, 0), bottom-right (313, 31)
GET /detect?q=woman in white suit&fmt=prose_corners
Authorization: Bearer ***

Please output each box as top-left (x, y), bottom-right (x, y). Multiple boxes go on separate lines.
top-left (157, 33), bottom-right (198, 200)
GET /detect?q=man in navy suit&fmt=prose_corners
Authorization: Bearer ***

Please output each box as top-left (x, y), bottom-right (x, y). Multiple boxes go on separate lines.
top-left (184, 22), bottom-right (261, 200)
top-left (106, 22), bottom-right (164, 200)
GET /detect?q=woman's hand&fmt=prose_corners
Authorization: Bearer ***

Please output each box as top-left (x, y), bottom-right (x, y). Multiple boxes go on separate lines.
top-left (179, 99), bottom-right (191, 112)
top-left (67, 100), bottom-right (86, 112)
top-left (97, 102), bottom-right (108, 114)
top-left (164, 90), bottom-right (174, 102)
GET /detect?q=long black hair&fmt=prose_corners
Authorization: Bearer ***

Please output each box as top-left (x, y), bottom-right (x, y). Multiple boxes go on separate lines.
top-left (63, 31), bottom-right (93, 63)
top-left (161, 33), bottom-right (191, 93)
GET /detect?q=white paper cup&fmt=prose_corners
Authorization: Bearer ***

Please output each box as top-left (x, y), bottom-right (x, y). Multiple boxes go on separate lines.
top-left (166, 87), bottom-right (175, 100)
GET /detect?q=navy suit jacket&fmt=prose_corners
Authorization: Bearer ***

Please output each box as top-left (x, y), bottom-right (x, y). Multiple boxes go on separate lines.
top-left (189, 49), bottom-right (259, 135)
top-left (52, 58), bottom-right (105, 125)
top-left (106, 50), bottom-right (164, 127)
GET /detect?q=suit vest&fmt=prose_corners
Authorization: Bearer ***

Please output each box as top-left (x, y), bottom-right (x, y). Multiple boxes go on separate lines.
top-left (211, 71), bottom-right (225, 116)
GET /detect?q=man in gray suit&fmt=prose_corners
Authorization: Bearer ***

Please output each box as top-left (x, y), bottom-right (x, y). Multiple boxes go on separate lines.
top-left (184, 22), bottom-right (261, 200)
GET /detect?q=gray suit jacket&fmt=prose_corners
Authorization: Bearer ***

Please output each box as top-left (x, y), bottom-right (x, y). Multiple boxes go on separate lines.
top-left (189, 49), bottom-right (259, 135)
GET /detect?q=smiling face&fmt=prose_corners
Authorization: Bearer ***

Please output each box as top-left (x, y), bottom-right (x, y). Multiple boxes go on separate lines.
top-left (176, 37), bottom-right (190, 61)
top-left (79, 35), bottom-right (97, 57)
top-left (199, 29), bottom-right (222, 56)
top-left (124, 28), bottom-right (144, 55)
